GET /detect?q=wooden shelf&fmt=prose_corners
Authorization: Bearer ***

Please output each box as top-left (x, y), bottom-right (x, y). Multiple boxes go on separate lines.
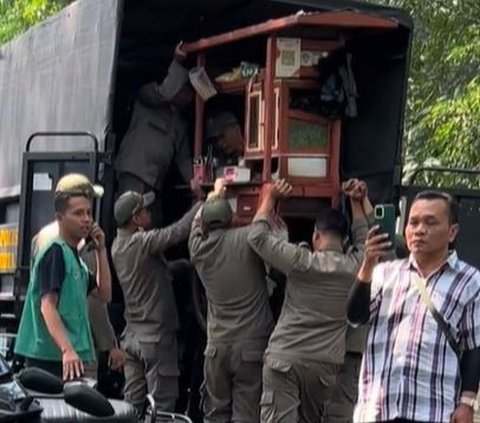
top-left (214, 78), bottom-right (250, 95)
top-left (214, 72), bottom-right (319, 95)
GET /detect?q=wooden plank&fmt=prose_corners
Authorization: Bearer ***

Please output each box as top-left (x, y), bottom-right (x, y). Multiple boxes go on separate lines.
top-left (262, 36), bottom-right (276, 181)
top-left (183, 15), bottom-right (298, 53)
top-left (183, 11), bottom-right (398, 53)
top-left (297, 11), bottom-right (399, 30)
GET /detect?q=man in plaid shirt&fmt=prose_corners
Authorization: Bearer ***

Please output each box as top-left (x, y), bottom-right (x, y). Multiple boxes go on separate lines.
top-left (348, 191), bottom-right (480, 423)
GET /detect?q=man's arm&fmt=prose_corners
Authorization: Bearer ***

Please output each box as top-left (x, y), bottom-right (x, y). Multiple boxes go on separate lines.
top-left (347, 227), bottom-right (391, 325)
top-left (453, 347), bottom-right (480, 423)
top-left (144, 201), bottom-right (202, 255)
top-left (189, 178), bottom-right (228, 260)
top-left (346, 197), bottom-right (369, 267)
top-left (459, 348), bottom-right (480, 394)
top-left (40, 294), bottom-right (75, 355)
top-left (248, 217), bottom-right (308, 276)
top-left (137, 82), bottom-right (166, 108)
top-left (247, 180), bottom-right (307, 276)
top-left (89, 225), bottom-right (111, 303)
top-left (41, 294), bottom-right (85, 380)
top-left (347, 280), bottom-right (371, 325)
top-left (457, 287), bottom-right (480, 405)
top-left (37, 245), bottom-right (84, 380)
top-left (188, 206), bottom-right (204, 262)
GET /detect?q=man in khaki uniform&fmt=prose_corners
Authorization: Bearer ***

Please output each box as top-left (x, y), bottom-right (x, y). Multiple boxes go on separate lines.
top-left (189, 179), bottom-right (274, 422)
top-left (114, 43), bottom-right (194, 227)
top-left (324, 181), bottom-right (373, 423)
top-left (247, 179), bottom-right (369, 423)
top-left (111, 185), bottom-right (202, 413)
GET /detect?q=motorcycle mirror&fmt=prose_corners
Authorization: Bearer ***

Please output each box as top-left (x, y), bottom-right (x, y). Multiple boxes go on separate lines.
top-left (64, 382), bottom-right (115, 417)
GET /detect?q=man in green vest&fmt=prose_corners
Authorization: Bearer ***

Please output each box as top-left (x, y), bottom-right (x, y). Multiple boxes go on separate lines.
top-left (15, 173), bottom-right (112, 381)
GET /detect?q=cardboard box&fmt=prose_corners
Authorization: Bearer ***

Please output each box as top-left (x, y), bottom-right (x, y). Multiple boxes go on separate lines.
top-left (216, 166), bottom-right (251, 183)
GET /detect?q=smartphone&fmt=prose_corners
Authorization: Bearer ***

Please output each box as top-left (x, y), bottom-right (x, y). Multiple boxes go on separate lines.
top-left (374, 204), bottom-right (396, 250)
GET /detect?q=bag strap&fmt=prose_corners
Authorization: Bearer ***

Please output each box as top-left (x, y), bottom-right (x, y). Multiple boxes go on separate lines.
top-left (412, 274), bottom-right (462, 357)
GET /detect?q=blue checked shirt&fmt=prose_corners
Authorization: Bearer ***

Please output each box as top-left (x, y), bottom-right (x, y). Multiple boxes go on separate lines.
top-left (354, 252), bottom-right (480, 423)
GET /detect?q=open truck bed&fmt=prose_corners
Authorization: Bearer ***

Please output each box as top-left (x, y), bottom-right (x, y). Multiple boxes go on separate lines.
top-left (0, 0), bottom-right (413, 420)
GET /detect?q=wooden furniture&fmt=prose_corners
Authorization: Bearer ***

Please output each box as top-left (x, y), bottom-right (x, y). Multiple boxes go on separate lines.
top-left (183, 10), bottom-right (399, 222)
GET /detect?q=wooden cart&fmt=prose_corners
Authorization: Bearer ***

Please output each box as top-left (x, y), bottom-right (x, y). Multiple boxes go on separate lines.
top-left (183, 10), bottom-right (399, 223)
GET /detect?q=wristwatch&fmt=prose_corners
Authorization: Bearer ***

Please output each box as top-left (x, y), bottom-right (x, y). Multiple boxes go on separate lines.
top-left (460, 396), bottom-right (479, 411)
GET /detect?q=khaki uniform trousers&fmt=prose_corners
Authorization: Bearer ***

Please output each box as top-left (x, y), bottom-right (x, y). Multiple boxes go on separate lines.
top-left (121, 331), bottom-right (179, 413)
top-left (324, 352), bottom-right (362, 423)
top-left (261, 358), bottom-right (339, 423)
top-left (202, 341), bottom-right (267, 423)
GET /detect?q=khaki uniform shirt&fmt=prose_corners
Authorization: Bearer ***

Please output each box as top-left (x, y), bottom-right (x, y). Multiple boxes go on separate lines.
top-left (189, 211), bottom-right (274, 344)
top-left (247, 213), bottom-right (368, 365)
top-left (111, 203), bottom-right (201, 337)
top-left (114, 60), bottom-right (192, 190)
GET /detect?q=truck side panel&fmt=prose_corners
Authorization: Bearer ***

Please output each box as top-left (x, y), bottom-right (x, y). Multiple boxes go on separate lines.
top-left (0, 0), bottom-right (120, 199)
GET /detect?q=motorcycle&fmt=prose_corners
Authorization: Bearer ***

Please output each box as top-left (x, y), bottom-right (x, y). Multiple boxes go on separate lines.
top-left (0, 354), bottom-right (192, 422)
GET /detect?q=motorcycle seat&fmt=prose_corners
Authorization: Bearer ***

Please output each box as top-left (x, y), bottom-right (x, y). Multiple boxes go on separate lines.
top-left (36, 397), bottom-right (138, 422)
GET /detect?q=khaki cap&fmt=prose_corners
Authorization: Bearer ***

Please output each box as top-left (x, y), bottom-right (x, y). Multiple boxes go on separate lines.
top-left (55, 173), bottom-right (104, 198)
top-left (114, 191), bottom-right (156, 227)
top-left (201, 198), bottom-right (233, 229)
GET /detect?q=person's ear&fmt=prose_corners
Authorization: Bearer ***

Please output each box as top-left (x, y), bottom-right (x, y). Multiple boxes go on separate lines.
top-left (131, 213), bottom-right (141, 226)
top-left (449, 223), bottom-right (459, 244)
top-left (312, 230), bottom-right (320, 247)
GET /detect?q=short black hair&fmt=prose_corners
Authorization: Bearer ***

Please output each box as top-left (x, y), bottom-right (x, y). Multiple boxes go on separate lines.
top-left (413, 190), bottom-right (458, 224)
top-left (314, 208), bottom-right (348, 239)
top-left (54, 193), bottom-right (90, 214)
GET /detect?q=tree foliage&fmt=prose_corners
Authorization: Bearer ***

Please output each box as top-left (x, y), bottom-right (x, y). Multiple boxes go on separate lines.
top-left (369, 0), bottom-right (480, 187)
top-left (0, 0), bottom-right (71, 45)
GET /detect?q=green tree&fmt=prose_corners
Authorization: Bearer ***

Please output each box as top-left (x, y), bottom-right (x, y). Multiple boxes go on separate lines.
top-left (0, 0), bottom-right (71, 45)
top-left (369, 0), bottom-right (480, 187)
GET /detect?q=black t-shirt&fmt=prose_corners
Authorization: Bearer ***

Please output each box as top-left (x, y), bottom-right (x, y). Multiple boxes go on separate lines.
top-left (38, 244), bottom-right (96, 298)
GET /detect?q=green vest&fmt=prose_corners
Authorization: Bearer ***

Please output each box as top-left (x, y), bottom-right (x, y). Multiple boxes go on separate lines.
top-left (15, 237), bottom-right (96, 363)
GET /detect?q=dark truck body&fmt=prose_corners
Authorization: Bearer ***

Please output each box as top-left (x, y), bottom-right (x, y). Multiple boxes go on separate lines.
top-left (0, 0), bottom-right (419, 418)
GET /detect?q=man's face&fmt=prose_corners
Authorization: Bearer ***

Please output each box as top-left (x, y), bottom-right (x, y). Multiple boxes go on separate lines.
top-left (133, 208), bottom-right (152, 230)
top-left (216, 125), bottom-right (244, 155)
top-left (405, 198), bottom-right (459, 257)
top-left (57, 196), bottom-right (93, 241)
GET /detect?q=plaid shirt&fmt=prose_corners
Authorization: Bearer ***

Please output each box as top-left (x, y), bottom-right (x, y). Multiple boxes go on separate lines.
top-left (354, 252), bottom-right (480, 423)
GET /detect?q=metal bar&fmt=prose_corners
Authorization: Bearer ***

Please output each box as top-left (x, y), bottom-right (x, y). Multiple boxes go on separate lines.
top-left (262, 36), bottom-right (276, 181)
top-left (407, 167), bottom-right (480, 185)
top-left (26, 131), bottom-right (99, 152)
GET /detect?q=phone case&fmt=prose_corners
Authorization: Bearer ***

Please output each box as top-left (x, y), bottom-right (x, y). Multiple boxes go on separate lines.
top-left (374, 204), bottom-right (396, 249)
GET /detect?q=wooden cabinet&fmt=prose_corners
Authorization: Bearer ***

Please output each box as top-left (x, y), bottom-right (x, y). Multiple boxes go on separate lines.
top-left (244, 78), bottom-right (341, 205)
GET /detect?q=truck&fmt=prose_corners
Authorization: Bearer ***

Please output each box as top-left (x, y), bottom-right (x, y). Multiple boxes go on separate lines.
top-left (7, 0), bottom-right (478, 420)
